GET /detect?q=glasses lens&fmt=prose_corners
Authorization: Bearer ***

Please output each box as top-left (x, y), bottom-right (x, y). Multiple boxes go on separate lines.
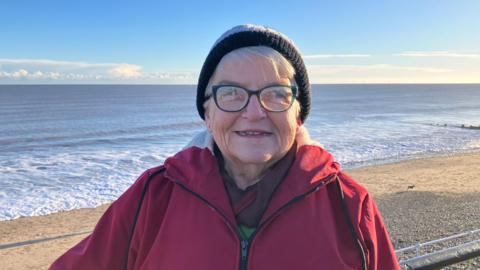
top-left (260, 86), bottom-right (294, 111)
top-left (215, 86), bottom-right (248, 111)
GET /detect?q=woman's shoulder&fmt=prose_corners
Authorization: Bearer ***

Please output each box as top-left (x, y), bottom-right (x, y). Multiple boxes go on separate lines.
top-left (337, 171), bottom-right (370, 199)
top-left (128, 165), bottom-right (167, 189)
top-left (333, 171), bottom-right (376, 219)
top-left (335, 171), bottom-right (383, 225)
top-left (114, 165), bottom-right (172, 205)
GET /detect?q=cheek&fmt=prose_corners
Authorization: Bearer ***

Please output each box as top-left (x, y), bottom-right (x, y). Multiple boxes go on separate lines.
top-left (205, 108), bottom-right (234, 142)
top-left (285, 122), bottom-right (299, 144)
top-left (274, 114), bottom-right (300, 145)
top-left (205, 105), bottom-right (218, 133)
top-left (287, 109), bottom-right (301, 143)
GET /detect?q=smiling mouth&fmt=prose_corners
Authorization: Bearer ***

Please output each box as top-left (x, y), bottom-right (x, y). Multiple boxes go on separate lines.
top-left (235, 130), bottom-right (272, 137)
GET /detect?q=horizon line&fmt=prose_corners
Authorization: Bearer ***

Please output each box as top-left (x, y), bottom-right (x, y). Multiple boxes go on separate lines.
top-left (2, 82), bottom-right (480, 86)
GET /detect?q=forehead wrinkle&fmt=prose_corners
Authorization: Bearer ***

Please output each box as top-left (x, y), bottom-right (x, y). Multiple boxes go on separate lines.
top-left (214, 57), bottom-right (288, 89)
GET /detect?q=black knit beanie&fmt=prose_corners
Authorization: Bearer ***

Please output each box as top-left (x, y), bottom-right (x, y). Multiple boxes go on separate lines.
top-left (196, 24), bottom-right (311, 123)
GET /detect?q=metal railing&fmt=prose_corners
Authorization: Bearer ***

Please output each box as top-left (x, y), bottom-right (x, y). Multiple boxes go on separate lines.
top-left (0, 231), bottom-right (90, 250)
top-left (396, 229), bottom-right (480, 269)
top-left (2, 228), bottom-right (480, 269)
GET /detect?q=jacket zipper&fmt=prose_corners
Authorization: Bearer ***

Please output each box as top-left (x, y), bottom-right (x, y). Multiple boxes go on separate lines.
top-left (240, 239), bottom-right (249, 270)
top-left (172, 173), bottom-right (336, 270)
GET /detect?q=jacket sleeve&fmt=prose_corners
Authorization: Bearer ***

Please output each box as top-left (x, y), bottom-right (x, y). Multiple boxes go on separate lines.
top-left (49, 170), bottom-right (152, 270)
top-left (359, 193), bottom-right (401, 270)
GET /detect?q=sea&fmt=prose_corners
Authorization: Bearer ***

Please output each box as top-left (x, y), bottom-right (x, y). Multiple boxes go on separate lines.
top-left (1, 84), bottom-right (479, 221)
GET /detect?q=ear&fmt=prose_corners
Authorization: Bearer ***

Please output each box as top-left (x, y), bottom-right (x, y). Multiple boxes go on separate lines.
top-left (204, 105), bottom-right (213, 132)
top-left (296, 106), bottom-right (303, 128)
top-left (294, 101), bottom-right (302, 127)
top-left (296, 117), bottom-right (303, 127)
top-left (204, 106), bottom-right (210, 121)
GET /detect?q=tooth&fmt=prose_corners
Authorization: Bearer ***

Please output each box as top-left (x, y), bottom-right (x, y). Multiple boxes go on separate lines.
top-left (238, 131), bottom-right (267, 136)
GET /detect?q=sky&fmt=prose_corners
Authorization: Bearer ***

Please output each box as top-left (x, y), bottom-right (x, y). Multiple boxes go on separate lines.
top-left (1, 0), bottom-right (479, 84)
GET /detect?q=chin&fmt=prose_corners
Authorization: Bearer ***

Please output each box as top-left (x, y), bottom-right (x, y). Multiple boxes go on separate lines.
top-left (233, 150), bottom-right (276, 165)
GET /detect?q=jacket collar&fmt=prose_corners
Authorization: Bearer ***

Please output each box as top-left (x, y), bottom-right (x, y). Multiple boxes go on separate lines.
top-left (164, 128), bottom-right (340, 227)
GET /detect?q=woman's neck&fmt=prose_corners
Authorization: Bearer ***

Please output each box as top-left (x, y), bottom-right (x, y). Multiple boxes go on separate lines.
top-left (223, 160), bottom-right (272, 190)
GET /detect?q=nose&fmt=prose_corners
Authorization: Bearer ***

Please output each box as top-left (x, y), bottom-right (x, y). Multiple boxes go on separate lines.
top-left (241, 94), bottom-right (266, 120)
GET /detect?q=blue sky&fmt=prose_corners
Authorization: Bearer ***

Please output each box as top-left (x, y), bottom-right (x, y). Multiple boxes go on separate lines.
top-left (1, 0), bottom-right (479, 84)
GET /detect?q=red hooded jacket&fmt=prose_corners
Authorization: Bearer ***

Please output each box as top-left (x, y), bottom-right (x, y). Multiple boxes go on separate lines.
top-left (50, 144), bottom-right (400, 270)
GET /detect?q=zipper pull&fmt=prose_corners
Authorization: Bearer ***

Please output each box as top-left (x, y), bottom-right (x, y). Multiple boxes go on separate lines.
top-left (241, 239), bottom-right (249, 261)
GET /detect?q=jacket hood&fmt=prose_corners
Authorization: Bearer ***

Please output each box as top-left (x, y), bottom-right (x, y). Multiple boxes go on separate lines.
top-left (163, 127), bottom-right (341, 224)
top-left (169, 126), bottom-right (338, 187)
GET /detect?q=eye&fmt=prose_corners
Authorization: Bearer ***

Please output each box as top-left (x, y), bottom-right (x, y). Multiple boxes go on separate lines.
top-left (217, 86), bottom-right (246, 101)
top-left (262, 86), bottom-right (292, 101)
top-left (274, 89), bottom-right (290, 99)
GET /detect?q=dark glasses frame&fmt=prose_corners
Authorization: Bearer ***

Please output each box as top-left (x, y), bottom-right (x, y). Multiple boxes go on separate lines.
top-left (210, 84), bottom-right (298, 112)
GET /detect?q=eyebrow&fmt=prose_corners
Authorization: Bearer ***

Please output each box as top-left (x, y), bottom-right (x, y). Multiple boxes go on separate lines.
top-left (214, 80), bottom-right (292, 88)
top-left (216, 80), bottom-right (241, 86)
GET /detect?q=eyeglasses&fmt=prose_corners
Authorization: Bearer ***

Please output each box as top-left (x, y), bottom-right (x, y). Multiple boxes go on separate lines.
top-left (209, 84), bottom-right (297, 112)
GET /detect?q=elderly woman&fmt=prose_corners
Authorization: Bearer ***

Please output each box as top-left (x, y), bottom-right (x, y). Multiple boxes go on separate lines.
top-left (50, 25), bottom-right (400, 270)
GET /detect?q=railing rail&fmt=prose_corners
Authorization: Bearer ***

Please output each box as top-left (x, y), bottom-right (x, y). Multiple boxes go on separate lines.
top-left (0, 231), bottom-right (90, 250)
top-left (2, 228), bottom-right (480, 269)
top-left (400, 240), bottom-right (480, 270)
top-left (396, 229), bottom-right (480, 255)
top-left (396, 229), bottom-right (480, 269)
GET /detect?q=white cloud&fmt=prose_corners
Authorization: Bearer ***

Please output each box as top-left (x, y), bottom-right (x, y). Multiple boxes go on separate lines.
top-left (397, 51), bottom-right (480, 59)
top-left (0, 58), bottom-right (198, 83)
top-left (108, 63), bottom-right (142, 78)
top-left (304, 54), bottom-right (371, 59)
top-left (308, 64), bottom-right (452, 74)
top-left (306, 64), bottom-right (479, 83)
top-left (12, 69), bottom-right (29, 78)
top-left (0, 69), bottom-right (67, 80)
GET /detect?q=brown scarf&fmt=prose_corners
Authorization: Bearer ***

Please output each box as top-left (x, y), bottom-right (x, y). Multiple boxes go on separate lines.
top-left (215, 143), bottom-right (296, 227)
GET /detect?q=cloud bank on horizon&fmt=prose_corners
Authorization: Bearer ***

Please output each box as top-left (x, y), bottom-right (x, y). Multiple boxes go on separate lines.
top-left (0, 59), bottom-right (196, 84)
top-left (1, 51), bottom-right (479, 84)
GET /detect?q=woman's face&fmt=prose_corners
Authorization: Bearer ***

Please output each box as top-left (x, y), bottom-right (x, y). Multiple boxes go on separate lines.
top-left (204, 53), bottom-right (300, 168)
